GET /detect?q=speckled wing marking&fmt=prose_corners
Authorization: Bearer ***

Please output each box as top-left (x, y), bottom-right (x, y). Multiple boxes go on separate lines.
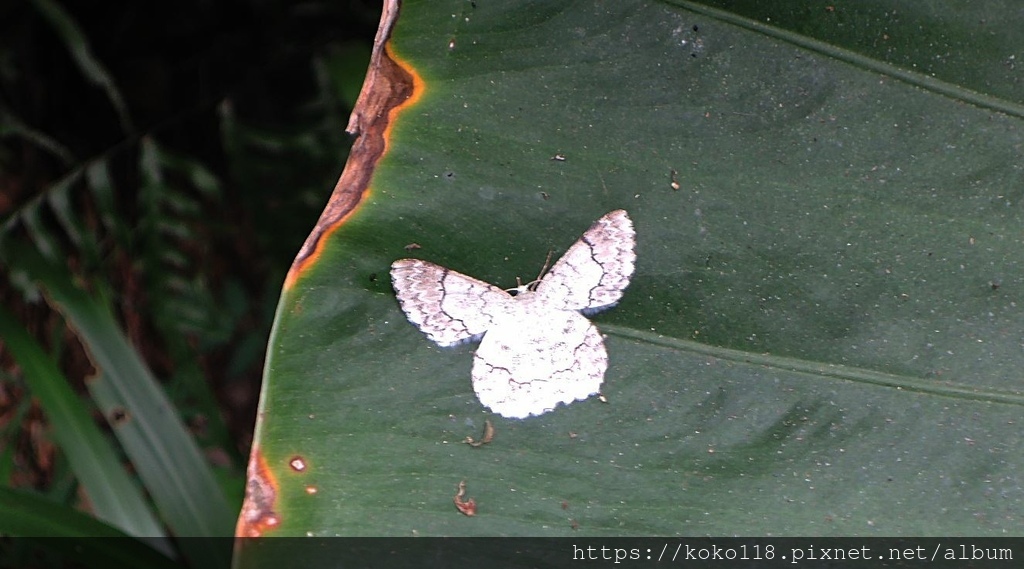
top-left (390, 210), bottom-right (636, 419)
top-left (390, 259), bottom-right (512, 347)
top-left (534, 209), bottom-right (636, 311)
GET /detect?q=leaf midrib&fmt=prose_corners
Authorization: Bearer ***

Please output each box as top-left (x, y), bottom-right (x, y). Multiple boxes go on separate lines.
top-left (674, 0), bottom-right (1024, 119)
top-left (609, 324), bottom-right (1024, 406)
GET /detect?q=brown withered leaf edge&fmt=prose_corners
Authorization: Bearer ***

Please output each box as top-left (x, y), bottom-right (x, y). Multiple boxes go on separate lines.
top-left (235, 450), bottom-right (279, 537)
top-left (286, 0), bottom-right (414, 288)
top-left (236, 0), bottom-right (413, 537)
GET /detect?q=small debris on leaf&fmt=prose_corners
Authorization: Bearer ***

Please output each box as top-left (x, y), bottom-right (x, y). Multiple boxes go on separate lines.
top-left (454, 480), bottom-right (477, 516)
top-left (464, 419), bottom-right (495, 448)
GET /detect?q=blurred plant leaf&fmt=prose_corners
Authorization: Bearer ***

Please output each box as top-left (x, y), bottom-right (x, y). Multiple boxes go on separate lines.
top-left (4, 134), bottom-right (243, 468)
top-left (0, 487), bottom-right (178, 569)
top-left (5, 248), bottom-right (234, 567)
top-left (0, 305), bottom-right (167, 540)
top-left (28, 0), bottom-right (133, 132)
top-left (0, 109), bottom-right (74, 164)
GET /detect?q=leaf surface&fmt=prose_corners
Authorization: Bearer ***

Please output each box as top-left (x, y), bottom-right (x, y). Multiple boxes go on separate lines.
top-left (242, 0), bottom-right (1024, 538)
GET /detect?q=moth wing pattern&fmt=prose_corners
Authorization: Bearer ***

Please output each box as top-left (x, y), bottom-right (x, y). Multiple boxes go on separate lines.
top-left (471, 309), bottom-right (607, 419)
top-left (390, 258), bottom-right (513, 347)
top-left (534, 209), bottom-right (636, 311)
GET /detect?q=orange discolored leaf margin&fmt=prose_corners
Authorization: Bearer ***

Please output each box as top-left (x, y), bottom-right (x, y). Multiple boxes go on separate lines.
top-left (284, 0), bottom-right (423, 290)
top-left (237, 0), bottom-right (424, 537)
top-left (235, 450), bottom-right (279, 537)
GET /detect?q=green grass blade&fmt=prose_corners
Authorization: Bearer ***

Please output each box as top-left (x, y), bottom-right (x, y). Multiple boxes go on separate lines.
top-left (0, 305), bottom-right (167, 540)
top-left (0, 487), bottom-right (178, 569)
top-left (8, 249), bottom-right (235, 568)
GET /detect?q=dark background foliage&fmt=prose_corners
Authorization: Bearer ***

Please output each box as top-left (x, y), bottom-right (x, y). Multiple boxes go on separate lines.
top-left (1, 0), bottom-right (376, 500)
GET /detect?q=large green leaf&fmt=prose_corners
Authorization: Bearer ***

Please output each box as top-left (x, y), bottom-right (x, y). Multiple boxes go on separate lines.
top-left (240, 0), bottom-right (1023, 540)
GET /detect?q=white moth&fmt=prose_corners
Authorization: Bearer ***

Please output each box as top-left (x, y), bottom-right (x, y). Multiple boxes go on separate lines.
top-left (390, 210), bottom-right (636, 419)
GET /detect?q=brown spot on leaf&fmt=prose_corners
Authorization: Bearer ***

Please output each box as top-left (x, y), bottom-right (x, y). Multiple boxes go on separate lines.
top-left (288, 456), bottom-right (307, 472)
top-left (109, 407), bottom-right (130, 424)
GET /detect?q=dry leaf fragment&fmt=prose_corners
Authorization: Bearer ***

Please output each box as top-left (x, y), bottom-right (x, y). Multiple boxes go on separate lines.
top-left (454, 480), bottom-right (477, 516)
top-left (464, 419), bottom-right (495, 447)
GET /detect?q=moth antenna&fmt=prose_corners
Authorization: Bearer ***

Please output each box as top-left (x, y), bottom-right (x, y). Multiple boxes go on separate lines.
top-left (527, 249), bottom-right (555, 291)
top-left (504, 249), bottom-right (552, 294)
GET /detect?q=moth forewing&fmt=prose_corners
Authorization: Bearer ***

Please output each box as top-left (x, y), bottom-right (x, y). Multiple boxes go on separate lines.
top-left (534, 209), bottom-right (636, 311)
top-left (390, 259), bottom-right (512, 347)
